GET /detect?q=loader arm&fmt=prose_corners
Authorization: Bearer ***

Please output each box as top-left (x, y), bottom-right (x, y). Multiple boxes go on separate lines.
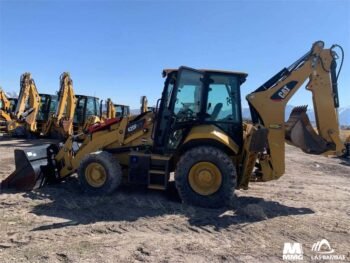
top-left (246, 41), bottom-right (345, 181)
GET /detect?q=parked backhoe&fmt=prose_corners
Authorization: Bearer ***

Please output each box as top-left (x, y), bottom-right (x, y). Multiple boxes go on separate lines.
top-left (100, 99), bottom-right (130, 120)
top-left (0, 88), bottom-right (14, 132)
top-left (1, 41), bottom-right (347, 208)
top-left (139, 95), bottom-right (156, 113)
top-left (7, 73), bottom-right (42, 136)
top-left (41, 73), bottom-right (76, 139)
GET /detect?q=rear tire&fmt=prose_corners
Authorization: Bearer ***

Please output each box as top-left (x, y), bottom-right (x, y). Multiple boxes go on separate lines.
top-left (78, 151), bottom-right (122, 195)
top-left (175, 146), bottom-right (236, 208)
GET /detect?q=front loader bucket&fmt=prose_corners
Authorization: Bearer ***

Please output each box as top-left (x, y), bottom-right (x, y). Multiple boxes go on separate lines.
top-left (285, 106), bottom-right (328, 154)
top-left (1, 145), bottom-right (50, 191)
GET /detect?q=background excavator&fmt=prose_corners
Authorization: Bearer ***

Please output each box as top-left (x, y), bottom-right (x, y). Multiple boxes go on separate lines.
top-left (114, 103), bottom-right (130, 118)
top-left (2, 41), bottom-right (348, 208)
top-left (7, 73), bottom-right (42, 136)
top-left (100, 98), bottom-right (130, 120)
top-left (140, 95), bottom-right (155, 114)
top-left (0, 87), bottom-right (15, 132)
top-left (41, 73), bottom-right (76, 139)
top-left (5, 73), bottom-right (58, 137)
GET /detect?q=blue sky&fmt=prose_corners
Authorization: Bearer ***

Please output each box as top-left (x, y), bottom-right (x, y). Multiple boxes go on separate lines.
top-left (0, 0), bottom-right (349, 109)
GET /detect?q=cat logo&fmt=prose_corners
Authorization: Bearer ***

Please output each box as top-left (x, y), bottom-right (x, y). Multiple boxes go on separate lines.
top-left (271, 81), bottom-right (298, 101)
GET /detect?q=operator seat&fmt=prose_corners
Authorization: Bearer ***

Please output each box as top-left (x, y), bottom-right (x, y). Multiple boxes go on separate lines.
top-left (210, 103), bottom-right (223, 121)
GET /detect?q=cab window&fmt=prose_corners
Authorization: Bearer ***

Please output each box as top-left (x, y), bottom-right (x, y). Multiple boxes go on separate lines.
top-left (206, 74), bottom-right (240, 123)
top-left (86, 97), bottom-right (97, 118)
top-left (74, 97), bottom-right (85, 123)
top-left (173, 70), bottom-right (203, 121)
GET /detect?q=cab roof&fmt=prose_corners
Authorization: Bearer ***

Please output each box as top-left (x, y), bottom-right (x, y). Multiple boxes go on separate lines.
top-left (162, 68), bottom-right (248, 78)
top-left (76, 94), bottom-right (99, 100)
top-left (114, 104), bottom-right (129, 107)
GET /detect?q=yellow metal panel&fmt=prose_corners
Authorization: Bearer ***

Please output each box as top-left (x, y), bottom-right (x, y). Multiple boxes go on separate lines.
top-left (183, 125), bottom-right (239, 154)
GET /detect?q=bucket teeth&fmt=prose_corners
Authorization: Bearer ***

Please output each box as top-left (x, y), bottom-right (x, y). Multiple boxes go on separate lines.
top-left (290, 105), bottom-right (308, 114)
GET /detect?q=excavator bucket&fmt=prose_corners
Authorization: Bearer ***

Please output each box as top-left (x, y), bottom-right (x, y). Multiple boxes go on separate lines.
top-left (285, 106), bottom-right (328, 154)
top-left (0, 145), bottom-right (50, 191)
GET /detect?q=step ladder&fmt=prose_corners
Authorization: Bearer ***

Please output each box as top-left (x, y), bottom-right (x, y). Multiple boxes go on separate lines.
top-left (148, 154), bottom-right (171, 190)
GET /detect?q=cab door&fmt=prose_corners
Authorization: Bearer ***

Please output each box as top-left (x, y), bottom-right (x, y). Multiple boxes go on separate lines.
top-left (153, 67), bottom-right (204, 153)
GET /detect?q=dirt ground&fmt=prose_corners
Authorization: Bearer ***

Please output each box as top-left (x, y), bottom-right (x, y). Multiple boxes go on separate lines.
top-left (0, 136), bottom-right (349, 263)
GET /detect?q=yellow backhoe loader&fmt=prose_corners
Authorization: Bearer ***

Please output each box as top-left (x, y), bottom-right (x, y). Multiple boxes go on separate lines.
top-left (41, 73), bottom-right (76, 139)
top-left (2, 41), bottom-right (348, 208)
top-left (139, 96), bottom-right (155, 113)
top-left (100, 99), bottom-right (130, 120)
top-left (7, 73), bottom-right (42, 136)
top-left (0, 88), bottom-right (14, 131)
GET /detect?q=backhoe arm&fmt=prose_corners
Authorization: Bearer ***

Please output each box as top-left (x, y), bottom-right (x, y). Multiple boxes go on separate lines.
top-left (56, 72), bottom-right (76, 122)
top-left (8, 73), bottom-right (41, 133)
top-left (0, 88), bottom-right (11, 111)
top-left (43, 73), bottom-right (76, 137)
top-left (15, 73), bottom-right (32, 118)
top-left (246, 41), bottom-right (345, 181)
top-left (140, 96), bottom-right (148, 114)
top-left (106, 98), bottom-right (116, 119)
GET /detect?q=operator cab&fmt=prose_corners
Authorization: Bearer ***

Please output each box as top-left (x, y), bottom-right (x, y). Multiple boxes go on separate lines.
top-left (73, 95), bottom-right (99, 132)
top-left (114, 104), bottom-right (130, 118)
top-left (37, 94), bottom-right (58, 121)
top-left (154, 66), bottom-right (247, 153)
top-left (8, 98), bottom-right (18, 113)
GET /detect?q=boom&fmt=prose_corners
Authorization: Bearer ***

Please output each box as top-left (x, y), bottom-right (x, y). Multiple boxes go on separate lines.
top-left (106, 98), bottom-right (116, 119)
top-left (0, 88), bottom-right (11, 112)
top-left (42, 72), bottom-right (76, 138)
top-left (7, 73), bottom-right (41, 134)
top-left (246, 41), bottom-right (345, 181)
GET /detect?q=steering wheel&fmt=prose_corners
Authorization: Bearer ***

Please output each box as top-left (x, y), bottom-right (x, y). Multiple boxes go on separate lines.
top-left (177, 108), bottom-right (194, 120)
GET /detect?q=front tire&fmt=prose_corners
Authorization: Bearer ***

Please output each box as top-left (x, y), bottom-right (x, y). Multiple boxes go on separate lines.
top-left (175, 146), bottom-right (237, 208)
top-left (78, 151), bottom-right (122, 195)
